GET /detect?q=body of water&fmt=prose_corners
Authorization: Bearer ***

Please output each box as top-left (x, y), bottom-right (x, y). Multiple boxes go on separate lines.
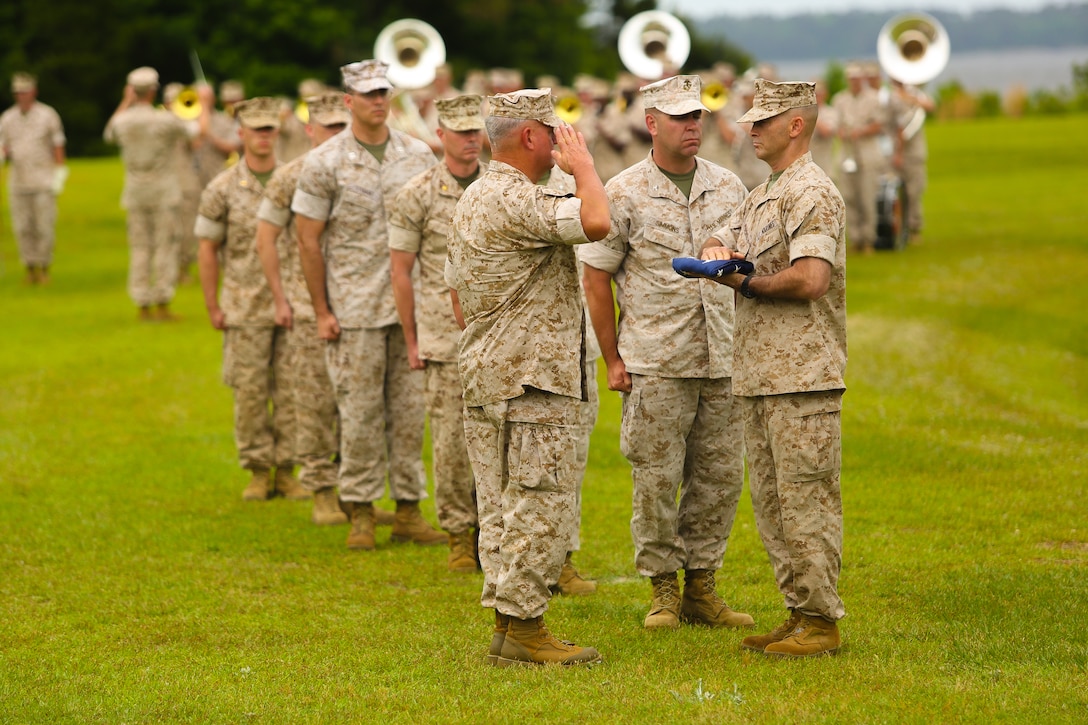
top-left (770, 46), bottom-right (1088, 93)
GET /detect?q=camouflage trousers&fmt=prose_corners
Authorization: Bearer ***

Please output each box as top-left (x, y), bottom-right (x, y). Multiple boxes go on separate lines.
top-left (325, 325), bottom-right (426, 503)
top-left (9, 190), bottom-right (56, 267)
top-left (839, 165), bottom-right (880, 248)
top-left (465, 389), bottom-right (581, 620)
top-left (570, 357), bottom-right (600, 552)
top-left (125, 203), bottom-right (178, 306)
top-left (288, 320), bottom-right (338, 492)
top-left (899, 157), bottom-right (927, 234)
top-left (738, 390), bottom-right (846, 622)
top-left (222, 325), bottom-right (296, 471)
top-left (176, 186), bottom-right (201, 275)
top-left (621, 374), bottom-right (745, 577)
top-left (423, 361), bottom-right (476, 534)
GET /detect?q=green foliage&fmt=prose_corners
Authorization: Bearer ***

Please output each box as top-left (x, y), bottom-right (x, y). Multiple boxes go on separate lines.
top-left (975, 90), bottom-right (1003, 117)
top-left (1, 114), bottom-right (1087, 723)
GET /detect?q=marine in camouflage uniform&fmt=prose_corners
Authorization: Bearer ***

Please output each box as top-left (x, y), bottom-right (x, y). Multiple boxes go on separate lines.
top-left (388, 94), bottom-right (486, 571)
top-left (580, 75), bottom-right (752, 632)
top-left (446, 88), bottom-right (609, 667)
top-left (832, 63), bottom-right (885, 253)
top-left (704, 79), bottom-right (847, 658)
top-left (541, 166), bottom-right (600, 595)
top-left (161, 82), bottom-right (204, 285)
top-left (293, 60), bottom-right (442, 550)
top-left (104, 67), bottom-right (193, 320)
top-left (196, 97), bottom-right (299, 501)
top-left (889, 79), bottom-right (934, 240)
top-left (255, 92), bottom-right (352, 523)
top-left (0, 72), bottom-right (66, 284)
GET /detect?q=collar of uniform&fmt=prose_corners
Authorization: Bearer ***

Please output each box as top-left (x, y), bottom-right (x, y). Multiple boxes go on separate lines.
top-left (234, 157), bottom-right (275, 189)
top-left (645, 152), bottom-right (715, 204)
top-left (487, 159), bottom-right (535, 185)
top-left (755, 151), bottom-right (812, 202)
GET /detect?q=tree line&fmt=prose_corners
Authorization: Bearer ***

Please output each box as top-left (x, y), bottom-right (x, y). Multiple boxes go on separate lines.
top-left (0, 0), bottom-right (750, 156)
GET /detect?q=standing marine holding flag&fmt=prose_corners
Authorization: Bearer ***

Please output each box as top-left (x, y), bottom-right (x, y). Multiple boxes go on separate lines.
top-left (701, 79), bottom-right (848, 658)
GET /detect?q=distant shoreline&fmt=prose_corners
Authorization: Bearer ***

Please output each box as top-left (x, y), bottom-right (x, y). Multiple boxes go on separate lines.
top-left (768, 45), bottom-right (1088, 93)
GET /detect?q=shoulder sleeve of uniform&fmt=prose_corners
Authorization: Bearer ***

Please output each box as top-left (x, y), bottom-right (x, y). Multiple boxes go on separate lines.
top-left (577, 241), bottom-right (625, 274)
top-left (257, 196), bottom-right (291, 228)
top-left (785, 178), bottom-right (841, 265)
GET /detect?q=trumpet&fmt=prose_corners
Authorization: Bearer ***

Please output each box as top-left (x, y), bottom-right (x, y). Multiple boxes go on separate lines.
top-left (170, 86), bottom-right (203, 120)
top-left (701, 82), bottom-right (729, 112)
top-left (555, 95), bottom-right (583, 124)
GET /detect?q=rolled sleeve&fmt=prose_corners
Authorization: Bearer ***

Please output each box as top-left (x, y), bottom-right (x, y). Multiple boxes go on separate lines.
top-left (291, 187), bottom-right (332, 221)
top-left (388, 224), bottom-right (423, 253)
top-left (194, 215), bottom-right (225, 243)
top-left (790, 233), bottom-right (837, 265)
top-left (577, 241), bottom-right (625, 274)
top-left (555, 196), bottom-right (590, 244)
top-left (256, 197), bottom-right (291, 228)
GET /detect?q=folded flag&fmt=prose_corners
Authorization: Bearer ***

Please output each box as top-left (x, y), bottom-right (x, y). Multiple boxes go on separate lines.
top-left (672, 256), bottom-right (754, 280)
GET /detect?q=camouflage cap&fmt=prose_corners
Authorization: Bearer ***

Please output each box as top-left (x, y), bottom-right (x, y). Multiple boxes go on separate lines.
top-left (162, 82), bottom-right (184, 105)
top-left (737, 79), bottom-right (816, 123)
top-left (341, 60), bottom-right (393, 94)
top-left (298, 78), bottom-right (326, 98)
top-left (844, 62), bottom-right (865, 79)
top-left (436, 94), bottom-right (485, 131)
top-left (640, 74), bottom-right (708, 115)
top-left (234, 96), bottom-right (281, 129)
top-left (11, 72), bottom-right (37, 93)
top-left (306, 91), bottom-right (350, 126)
top-left (127, 66), bottom-right (160, 91)
top-left (220, 80), bottom-right (245, 103)
top-left (487, 88), bottom-right (561, 128)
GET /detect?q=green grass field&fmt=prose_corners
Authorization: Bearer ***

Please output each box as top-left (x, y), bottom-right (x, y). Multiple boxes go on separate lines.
top-left (1, 114), bottom-right (1086, 724)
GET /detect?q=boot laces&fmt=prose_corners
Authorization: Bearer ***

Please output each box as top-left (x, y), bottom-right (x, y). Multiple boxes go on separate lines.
top-left (654, 575), bottom-right (680, 608)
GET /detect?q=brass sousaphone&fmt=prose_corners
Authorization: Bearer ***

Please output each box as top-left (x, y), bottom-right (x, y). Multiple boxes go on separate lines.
top-left (374, 18), bottom-right (447, 90)
top-left (618, 11), bottom-right (691, 81)
top-left (877, 12), bottom-right (950, 87)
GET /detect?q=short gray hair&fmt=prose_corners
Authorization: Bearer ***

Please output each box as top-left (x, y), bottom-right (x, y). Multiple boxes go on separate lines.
top-left (485, 115), bottom-right (526, 150)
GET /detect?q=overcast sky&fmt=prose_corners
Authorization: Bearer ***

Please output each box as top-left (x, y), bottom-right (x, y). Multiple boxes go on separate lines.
top-left (663, 0), bottom-right (1068, 18)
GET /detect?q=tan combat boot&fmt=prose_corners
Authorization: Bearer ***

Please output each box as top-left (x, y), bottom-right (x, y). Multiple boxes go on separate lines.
top-left (495, 616), bottom-right (602, 667)
top-left (741, 609), bottom-right (802, 652)
top-left (679, 569), bottom-right (755, 629)
top-left (390, 500), bottom-right (446, 546)
top-left (374, 506), bottom-right (396, 526)
top-left (273, 467), bottom-right (311, 500)
top-left (311, 487), bottom-right (348, 526)
top-left (340, 500), bottom-right (376, 550)
top-left (447, 530), bottom-right (478, 573)
top-left (763, 613), bottom-right (841, 658)
top-left (644, 573), bottom-right (681, 630)
top-left (486, 610), bottom-right (510, 665)
top-left (154, 303), bottom-right (180, 322)
top-left (242, 469), bottom-right (271, 500)
top-left (556, 552), bottom-right (597, 595)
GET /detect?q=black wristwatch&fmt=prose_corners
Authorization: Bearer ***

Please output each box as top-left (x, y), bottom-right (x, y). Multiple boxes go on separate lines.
top-left (740, 274), bottom-right (756, 299)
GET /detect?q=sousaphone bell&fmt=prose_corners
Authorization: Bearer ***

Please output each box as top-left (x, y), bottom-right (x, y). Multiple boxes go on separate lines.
top-left (374, 18), bottom-right (447, 90)
top-left (618, 11), bottom-right (691, 80)
top-left (877, 12), bottom-right (950, 86)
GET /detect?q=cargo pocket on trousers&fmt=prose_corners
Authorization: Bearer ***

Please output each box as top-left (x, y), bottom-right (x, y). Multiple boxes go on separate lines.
top-left (508, 424), bottom-right (567, 493)
top-left (778, 410), bottom-right (841, 483)
top-left (221, 330), bottom-right (236, 388)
